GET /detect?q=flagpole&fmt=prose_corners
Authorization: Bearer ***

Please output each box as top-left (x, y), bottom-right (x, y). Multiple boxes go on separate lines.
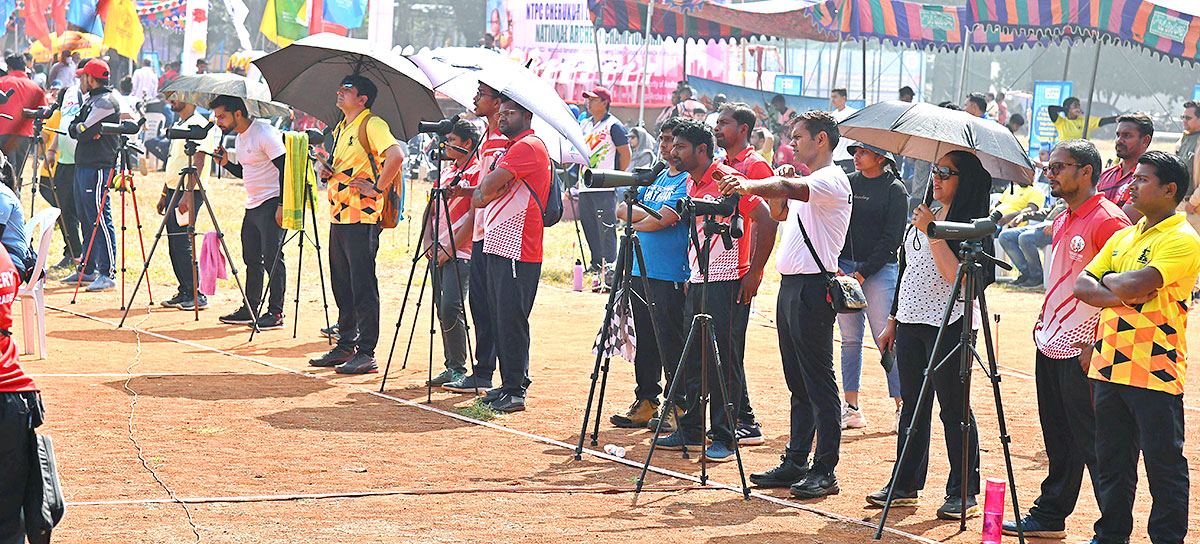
top-left (956, 26), bottom-right (971, 103)
top-left (637, 0), bottom-right (655, 127)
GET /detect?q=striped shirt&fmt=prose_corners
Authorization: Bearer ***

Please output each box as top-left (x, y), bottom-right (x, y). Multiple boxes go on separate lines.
top-left (433, 156), bottom-right (480, 259)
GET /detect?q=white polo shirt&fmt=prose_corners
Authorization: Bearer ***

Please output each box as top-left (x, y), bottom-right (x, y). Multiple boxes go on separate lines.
top-left (775, 164), bottom-right (852, 275)
top-left (235, 120), bottom-right (287, 209)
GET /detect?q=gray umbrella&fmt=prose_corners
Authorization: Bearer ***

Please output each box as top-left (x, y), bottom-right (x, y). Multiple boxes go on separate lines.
top-left (838, 100), bottom-right (1036, 182)
top-left (252, 34), bottom-right (442, 139)
top-left (161, 73), bottom-right (291, 118)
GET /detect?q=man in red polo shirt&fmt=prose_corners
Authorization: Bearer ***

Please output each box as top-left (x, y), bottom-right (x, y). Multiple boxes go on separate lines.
top-left (470, 95), bottom-right (551, 413)
top-left (1096, 113), bottom-right (1153, 223)
top-left (1002, 139), bottom-right (1131, 537)
top-left (653, 118), bottom-right (776, 463)
top-left (0, 246), bottom-right (40, 538)
top-left (0, 54), bottom-right (48, 186)
top-left (713, 101), bottom-right (776, 447)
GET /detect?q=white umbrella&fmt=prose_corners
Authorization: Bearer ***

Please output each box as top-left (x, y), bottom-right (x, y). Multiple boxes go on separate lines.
top-left (409, 47), bottom-right (589, 165)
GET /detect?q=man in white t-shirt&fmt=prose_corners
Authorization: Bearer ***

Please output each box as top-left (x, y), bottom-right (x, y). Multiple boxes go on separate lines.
top-left (131, 58), bottom-right (159, 104)
top-left (719, 110), bottom-right (852, 499)
top-left (579, 86), bottom-right (630, 272)
top-left (829, 88), bottom-right (858, 174)
top-left (154, 99), bottom-right (219, 311)
top-left (210, 96), bottom-right (288, 331)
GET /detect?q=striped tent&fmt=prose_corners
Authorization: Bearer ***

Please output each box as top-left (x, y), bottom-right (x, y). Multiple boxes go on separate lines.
top-left (969, 0), bottom-right (1200, 64)
top-left (588, 0), bottom-right (837, 42)
top-left (813, 0), bottom-right (1048, 52)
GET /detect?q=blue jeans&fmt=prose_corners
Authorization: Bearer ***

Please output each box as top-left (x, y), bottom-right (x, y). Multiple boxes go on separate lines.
top-left (836, 259), bottom-right (901, 399)
top-left (997, 223), bottom-right (1051, 278)
top-left (74, 166), bottom-right (115, 276)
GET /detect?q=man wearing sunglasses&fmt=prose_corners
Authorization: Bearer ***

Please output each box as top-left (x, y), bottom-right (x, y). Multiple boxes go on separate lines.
top-left (1002, 140), bottom-right (1130, 538)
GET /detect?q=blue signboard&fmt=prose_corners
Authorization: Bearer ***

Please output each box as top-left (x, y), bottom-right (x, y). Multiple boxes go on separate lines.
top-left (774, 75), bottom-right (804, 96)
top-left (1193, 85), bottom-right (1200, 101)
top-left (1029, 81), bottom-right (1073, 160)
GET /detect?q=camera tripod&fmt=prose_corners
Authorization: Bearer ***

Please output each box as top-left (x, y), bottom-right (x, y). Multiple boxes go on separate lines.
top-left (69, 134), bottom-right (155, 308)
top-left (16, 108), bottom-right (53, 213)
top-left (634, 205), bottom-right (751, 499)
top-left (574, 186), bottom-right (671, 456)
top-left (118, 139), bottom-right (256, 329)
top-left (874, 238), bottom-right (1025, 542)
top-left (379, 143), bottom-right (478, 402)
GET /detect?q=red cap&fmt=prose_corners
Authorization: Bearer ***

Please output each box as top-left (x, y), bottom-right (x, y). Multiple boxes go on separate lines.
top-left (77, 59), bottom-right (111, 80)
top-left (582, 86), bottom-right (612, 103)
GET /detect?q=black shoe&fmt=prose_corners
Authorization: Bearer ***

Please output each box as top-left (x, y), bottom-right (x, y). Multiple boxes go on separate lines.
top-left (335, 353), bottom-right (378, 374)
top-left (790, 469), bottom-right (839, 499)
top-left (865, 486), bottom-right (919, 508)
top-left (1002, 514), bottom-right (1066, 538)
top-left (749, 456), bottom-right (810, 488)
top-left (488, 393), bottom-right (526, 413)
top-left (936, 494), bottom-right (981, 520)
top-left (179, 294), bottom-right (208, 311)
top-left (479, 387), bottom-right (503, 404)
top-left (255, 313), bottom-right (284, 330)
top-left (309, 347), bottom-right (355, 367)
top-left (219, 307), bottom-right (255, 325)
top-left (160, 292), bottom-right (189, 309)
top-left (1010, 273), bottom-right (1029, 286)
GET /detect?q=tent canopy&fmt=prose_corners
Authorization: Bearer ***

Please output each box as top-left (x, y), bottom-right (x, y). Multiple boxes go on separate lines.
top-left (588, 0), bottom-right (837, 42)
top-left (814, 0), bottom-right (1049, 52)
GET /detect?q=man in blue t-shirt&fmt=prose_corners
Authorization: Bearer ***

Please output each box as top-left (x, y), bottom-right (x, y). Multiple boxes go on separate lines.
top-left (609, 118), bottom-right (691, 431)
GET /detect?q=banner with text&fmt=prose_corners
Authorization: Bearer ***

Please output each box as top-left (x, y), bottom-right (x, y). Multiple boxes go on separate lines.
top-left (1030, 80), bottom-right (1072, 160)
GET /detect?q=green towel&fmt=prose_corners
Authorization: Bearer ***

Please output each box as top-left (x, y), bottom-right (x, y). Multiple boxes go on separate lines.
top-left (281, 131), bottom-right (316, 231)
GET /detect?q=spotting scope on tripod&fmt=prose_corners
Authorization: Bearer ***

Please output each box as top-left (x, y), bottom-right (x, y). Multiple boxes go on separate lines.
top-left (582, 160), bottom-right (666, 189)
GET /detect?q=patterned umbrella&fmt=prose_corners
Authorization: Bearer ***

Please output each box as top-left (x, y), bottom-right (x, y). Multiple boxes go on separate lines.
top-left (161, 73), bottom-right (291, 118)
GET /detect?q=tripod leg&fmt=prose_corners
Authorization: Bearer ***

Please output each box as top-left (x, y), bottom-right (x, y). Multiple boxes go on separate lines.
top-left (119, 176), bottom-right (189, 327)
top-left (72, 169), bottom-right (117, 304)
top-left (574, 234), bottom-right (632, 456)
top-left (636, 313), bottom-right (703, 492)
top-left (249, 224), bottom-right (289, 342)
top-left (379, 256), bottom-right (425, 392)
top-left (128, 185), bottom-right (154, 305)
top-left (705, 318), bottom-right (752, 498)
top-left (120, 188), bottom-right (127, 310)
top-left (189, 222), bottom-right (199, 322)
top-left (401, 263), bottom-right (431, 371)
top-left (976, 291), bottom-right (1026, 544)
top-left (194, 178), bottom-right (258, 328)
top-left (303, 184), bottom-right (333, 344)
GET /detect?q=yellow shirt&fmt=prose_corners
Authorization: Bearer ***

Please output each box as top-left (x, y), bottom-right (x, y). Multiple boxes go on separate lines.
top-left (38, 110), bottom-right (61, 178)
top-left (995, 183), bottom-right (1043, 225)
top-left (1053, 115), bottom-right (1103, 141)
top-left (1083, 213), bottom-right (1200, 395)
top-left (329, 108), bottom-right (398, 224)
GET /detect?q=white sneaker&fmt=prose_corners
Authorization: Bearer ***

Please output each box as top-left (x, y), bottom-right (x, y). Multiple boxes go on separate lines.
top-left (841, 402), bottom-right (867, 429)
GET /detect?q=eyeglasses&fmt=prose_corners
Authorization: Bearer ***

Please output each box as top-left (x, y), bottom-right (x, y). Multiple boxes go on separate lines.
top-left (1041, 162), bottom-right (1082, 176)
top-left (475, 90), bottom-right (498, 99)
top-left (932, 166), bottom-right (959, 180)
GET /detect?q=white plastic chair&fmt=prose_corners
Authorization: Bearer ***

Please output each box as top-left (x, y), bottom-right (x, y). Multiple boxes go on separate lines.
top-left (19, 207), bottom-right (60, 359)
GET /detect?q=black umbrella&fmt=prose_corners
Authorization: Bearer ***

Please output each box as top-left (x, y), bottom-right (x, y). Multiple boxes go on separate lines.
top-left (838, 100), bottom-right (1036, 182)
top-left (252, 34), bottom-right (442, 139)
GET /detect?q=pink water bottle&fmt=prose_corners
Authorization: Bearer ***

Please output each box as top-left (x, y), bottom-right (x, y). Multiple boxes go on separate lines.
top-left (573, 259), bottom-right (584, 291)
top-left (981, 478), bottom-right (1006, 544)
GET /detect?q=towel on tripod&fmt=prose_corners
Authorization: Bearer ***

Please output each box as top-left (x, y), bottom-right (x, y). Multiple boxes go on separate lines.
top-left (281, 131), bottom-right (316, 231)
top-left (592, 290), bottom-right (636, 362)
top-left (198, 231), bottom-right (227, 296)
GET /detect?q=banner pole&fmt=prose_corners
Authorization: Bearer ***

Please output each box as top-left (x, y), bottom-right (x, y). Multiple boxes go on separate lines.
top-left (828, 0), bottom-right (849, 99)
top-left (1082, 42), bottom-right (1102, 139)
top-left (637, 0), bottom-right (655, 127)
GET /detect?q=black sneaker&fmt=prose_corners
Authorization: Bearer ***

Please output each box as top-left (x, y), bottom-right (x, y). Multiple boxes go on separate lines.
top-left (736, 422), bottom-right (765, 445)
top-left (179, 295), bottom-right (208, 311)
top-left (489, 393), bottom-right (526, 413)
top-left (790, 468), bottom-right (839, 498)
top-left (866, 486), bottom-right (920, 508)
top-left (161, 292), bottom-right (189, 308)
top-left (749, 456), bottom-right (809, 488)
top-left (1002, 514), bottom-right (1066, 538)
top-left (936, 494), bottom-right (981, 520)
top-left (255, 313), bottom-right (284, 330)
top-left (335, 353), bottom-right (378, 374)
top-left (309, 347), bottom-right (355, 367)
top-left (219, 307), bottom-right (255, 325)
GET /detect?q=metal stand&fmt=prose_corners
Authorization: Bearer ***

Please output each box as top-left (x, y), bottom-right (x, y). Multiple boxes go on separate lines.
top-left (874, 239), bottom-right (1025, 542)
top-left (17, 114), bottom-right (47, 213)
top-left (117, 140), bottom-right (257, 330)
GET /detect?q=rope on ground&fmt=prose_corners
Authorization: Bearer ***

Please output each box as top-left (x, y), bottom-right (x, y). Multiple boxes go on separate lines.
top-left (123, 309), bottom-right (203, 543)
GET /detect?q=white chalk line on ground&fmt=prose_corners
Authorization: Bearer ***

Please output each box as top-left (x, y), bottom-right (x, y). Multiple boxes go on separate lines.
top-left (48, 303), bottom-right (938, 544)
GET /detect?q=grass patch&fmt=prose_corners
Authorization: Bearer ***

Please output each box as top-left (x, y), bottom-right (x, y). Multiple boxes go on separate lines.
top-left (454, 399), bottom-right (500, 422)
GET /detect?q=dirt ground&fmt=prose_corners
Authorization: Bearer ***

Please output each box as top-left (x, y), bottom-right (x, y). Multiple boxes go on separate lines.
top-left (15, 172), bottom-right (1199, 543)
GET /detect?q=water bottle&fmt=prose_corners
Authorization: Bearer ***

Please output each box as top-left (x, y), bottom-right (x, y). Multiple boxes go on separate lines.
top-left (573, 259), bottom-right (584, 291)
top-left (603, 444), bottom-right (625, 458)
top-left (981, 478), bottom-right (1006, 544)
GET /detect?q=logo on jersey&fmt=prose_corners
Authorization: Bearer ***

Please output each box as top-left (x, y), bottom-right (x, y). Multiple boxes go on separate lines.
top-left (1070, 235), bottom-right (1085, 254)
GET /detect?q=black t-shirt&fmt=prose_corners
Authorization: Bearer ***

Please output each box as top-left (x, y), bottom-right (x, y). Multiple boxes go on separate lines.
top-left (841, 169), bottom-right (908, 278)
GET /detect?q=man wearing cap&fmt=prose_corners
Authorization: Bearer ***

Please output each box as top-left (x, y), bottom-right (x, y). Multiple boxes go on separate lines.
top-left (0, 54), bottom-right (48, 186)
top-left (64, 58), bottom-right (122, 292)
top-left (308, 75), bottom-right (404, 375)
top-left (579, 86), bottom-right (630, 272)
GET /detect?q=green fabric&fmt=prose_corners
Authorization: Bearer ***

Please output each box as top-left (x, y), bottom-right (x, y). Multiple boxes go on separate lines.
top-left (281, 131), bottom-right (315, 231)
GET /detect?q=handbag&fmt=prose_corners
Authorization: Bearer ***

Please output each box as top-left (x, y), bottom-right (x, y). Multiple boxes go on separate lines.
top-left (22, 393), bottom-right (64, 544)
top-left (795, 214), bottom-right (867, 314)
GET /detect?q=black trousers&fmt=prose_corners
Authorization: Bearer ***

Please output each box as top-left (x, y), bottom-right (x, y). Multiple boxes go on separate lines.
top-left (893, 319), bottom-right (980, 496)
top-left (39, 163), bottom-right (81, 260)
top-left (0, 392), bottom-right (34, 543)
top-left (577, 190), bottom-right (617, 268)
top-left (468, 240), bottom-right (497, 381)
top-left (629, 276), bottom-right (686, 403)
top-left (162, 189), bottom-right (196, 295)
top-left (1091, 380), bottom-right (1188, 544)
top-left (242, 197), bottom-right (285, 315)
top-left (1028, 351), bottom-right (1098, 524)
top-left (485, 253), bottom-right (540, 396)
top-left (776, 274), bottom-right (841, 471)
top-left (330, 222), bottom-right (381, 356)
top-left (677, 278), bottom-right (752, 446)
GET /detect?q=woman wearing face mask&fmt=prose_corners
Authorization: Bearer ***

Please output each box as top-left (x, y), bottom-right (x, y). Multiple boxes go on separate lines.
top-left (866, 150), bottom-right (995, 521)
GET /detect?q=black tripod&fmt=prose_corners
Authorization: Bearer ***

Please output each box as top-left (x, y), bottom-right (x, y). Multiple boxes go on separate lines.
top-left (634, 203), bottom-right (751, 499)
top-left (118, 139), bottom-right (256, 329)
top-left (574, 186), bottom-right (669, 456)
top-left (16, 108), bottom-right (53, 213)
top-left (379, 148), bottom-right (476, 402)
top-left (248, 142), bottom-right (332, 342)
top-left (874, 238), bottom-right (1025, 542)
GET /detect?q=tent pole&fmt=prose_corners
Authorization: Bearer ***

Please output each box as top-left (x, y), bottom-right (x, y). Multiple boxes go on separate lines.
top-left (593, 27), bottom-right (604, 85)
top-left (1082, 42), bottom-right (1102, 139)
top-left (636, 0), bottom-right (654, 127)
top-left (956, 27), bottom-right (971, 103)
top-left (1061, 46), bottom-right (1071, 80)
top-left (682, 14), bottom-right (688, 75)
top-left (829, 0), bottom-right (849, 98)
top-left (861, 39), bottom-right (866, 100)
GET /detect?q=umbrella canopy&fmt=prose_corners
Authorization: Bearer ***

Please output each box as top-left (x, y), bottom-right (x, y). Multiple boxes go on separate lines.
top-left (252, 33), bottom-right (442, 140)
top-left (161, 73), bottom-right (292, 118)
top-left (409, 47), bottom-right (589, 165)
top-left (838, 100), bottom-right (1036, 182)
top-left (24, 32), bottom-right (108, 64)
